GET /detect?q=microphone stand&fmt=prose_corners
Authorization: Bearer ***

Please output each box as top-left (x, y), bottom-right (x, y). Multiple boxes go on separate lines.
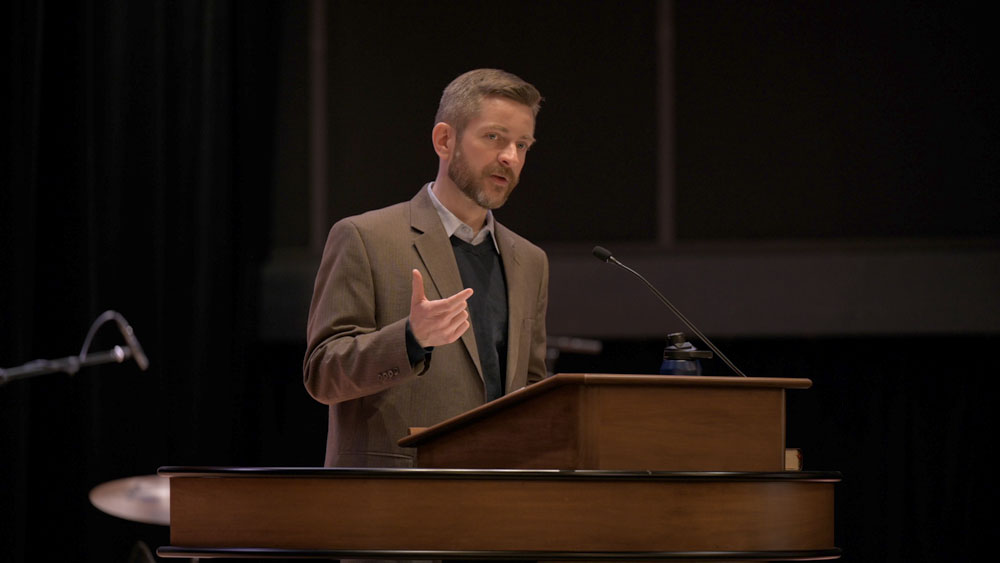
top-left (0, 310), bottom-right (149, 387)
top-left (0, 346), bottom-right (138, 386)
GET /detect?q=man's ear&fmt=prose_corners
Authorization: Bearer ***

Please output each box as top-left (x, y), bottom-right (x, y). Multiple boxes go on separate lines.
top-left (432, 122), bottom-right (456, 160)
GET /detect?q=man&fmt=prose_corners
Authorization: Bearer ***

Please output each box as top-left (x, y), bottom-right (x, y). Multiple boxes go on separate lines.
top-left (303, 69), bottom-right (549, 468)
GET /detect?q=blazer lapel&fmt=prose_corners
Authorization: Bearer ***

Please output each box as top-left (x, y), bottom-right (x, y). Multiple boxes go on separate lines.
top-left (496, 223), bottom-right (528, 393)
top-left (409, 186), bottom-right (484, 381)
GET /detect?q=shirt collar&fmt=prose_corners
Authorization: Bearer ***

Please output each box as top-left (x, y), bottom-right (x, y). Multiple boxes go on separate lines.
top-left (426, 183), bottom-right (500, 253)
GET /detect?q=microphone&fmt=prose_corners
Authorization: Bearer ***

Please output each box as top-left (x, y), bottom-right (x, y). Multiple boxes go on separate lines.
top-left (81, 310), bottom-right (150, 371)
top-left (592, 246), bottom-right (613, 262)
top-left (112, 315), bottom-right (150, 371)
top-left (592, 246), bottom-right (748, 377)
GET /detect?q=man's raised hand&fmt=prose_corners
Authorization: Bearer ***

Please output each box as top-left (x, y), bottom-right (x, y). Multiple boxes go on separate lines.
top-left (409, 269), bottom-right (473, 348)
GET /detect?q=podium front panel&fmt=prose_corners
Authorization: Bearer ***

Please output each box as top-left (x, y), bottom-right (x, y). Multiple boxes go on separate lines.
top-left (406, 375), bottom-right (800, 471)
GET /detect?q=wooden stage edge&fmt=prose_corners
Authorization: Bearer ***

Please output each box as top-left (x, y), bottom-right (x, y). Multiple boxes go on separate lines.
top-left (158, 546), bottom-right (844, 560)
top-left (158, 467), bottom-right (841, 561)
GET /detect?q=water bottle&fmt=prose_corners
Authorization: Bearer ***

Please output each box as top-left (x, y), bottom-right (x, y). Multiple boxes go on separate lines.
top-left (659, 332), bottom-right (711, 375)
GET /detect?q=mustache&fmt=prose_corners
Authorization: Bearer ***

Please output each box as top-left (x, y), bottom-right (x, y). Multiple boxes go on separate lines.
top-left (484, 164), bottom-right (515, 182)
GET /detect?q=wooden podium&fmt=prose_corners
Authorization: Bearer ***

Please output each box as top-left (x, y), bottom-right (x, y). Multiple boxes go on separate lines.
top-left (159, 374), bottom-right (840, 560)
top-left (399, 373), bottom-right (810, 471)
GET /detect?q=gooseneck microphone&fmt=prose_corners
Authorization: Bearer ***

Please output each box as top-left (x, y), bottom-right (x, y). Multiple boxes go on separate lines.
top-left (592, 246), bottom-right (748, 378)
top-left (111, 313), bottom-right (150, 371)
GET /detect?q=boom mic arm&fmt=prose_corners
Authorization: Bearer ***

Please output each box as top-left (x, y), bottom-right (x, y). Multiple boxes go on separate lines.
top-left (592, 246), bottom-right (748, 378)
top-left (0, 310), bottom-right (149, 386)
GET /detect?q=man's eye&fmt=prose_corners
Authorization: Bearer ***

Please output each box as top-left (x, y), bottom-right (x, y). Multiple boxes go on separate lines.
top-left (486, 133), bottom-right (499, 141)
top-left (517, 142), bottom-right (529, 151)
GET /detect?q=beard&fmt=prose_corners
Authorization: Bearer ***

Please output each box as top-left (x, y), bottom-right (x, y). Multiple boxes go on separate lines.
top-left (448, 148), bottom-right (518, 210)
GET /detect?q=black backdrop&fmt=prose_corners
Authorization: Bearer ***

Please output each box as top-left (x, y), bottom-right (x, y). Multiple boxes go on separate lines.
top-left (3, 1), bottom-right (283, 560)
top-left (3, 2), bottom-right (998, 562)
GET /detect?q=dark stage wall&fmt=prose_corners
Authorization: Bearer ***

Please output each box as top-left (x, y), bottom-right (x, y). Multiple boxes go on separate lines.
top-left (3, 2), bottom-right (997, 562)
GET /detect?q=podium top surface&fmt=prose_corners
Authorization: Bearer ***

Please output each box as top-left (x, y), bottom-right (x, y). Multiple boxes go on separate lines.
top-left (398, 373), bottom-right (811, 448)
top-left (157, 466), bottom-right (840, 482)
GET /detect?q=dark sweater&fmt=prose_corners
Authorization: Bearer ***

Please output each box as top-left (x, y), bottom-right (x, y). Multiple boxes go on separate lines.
top-left (450, 234), bottom-right (508, 402)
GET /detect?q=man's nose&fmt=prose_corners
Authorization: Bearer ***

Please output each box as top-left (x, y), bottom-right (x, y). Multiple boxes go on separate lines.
top-left (498, 143), bottom-right (520, 167)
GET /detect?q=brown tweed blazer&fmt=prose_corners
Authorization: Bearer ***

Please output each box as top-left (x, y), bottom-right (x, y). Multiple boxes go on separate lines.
top-left (304, 185), bottom-right (549, 467)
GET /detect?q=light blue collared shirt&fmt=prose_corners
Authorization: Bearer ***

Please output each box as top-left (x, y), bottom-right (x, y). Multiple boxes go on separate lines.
top-left (426, 183), bottom-right (500, 253)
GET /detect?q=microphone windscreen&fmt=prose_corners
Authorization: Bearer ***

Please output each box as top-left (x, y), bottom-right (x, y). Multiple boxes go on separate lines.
top-left (592, 246), bottom-right (613, 262)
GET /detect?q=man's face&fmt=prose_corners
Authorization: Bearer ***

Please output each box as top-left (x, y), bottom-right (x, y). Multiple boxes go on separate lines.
top-left (448, 96), bottom-right (536, 210)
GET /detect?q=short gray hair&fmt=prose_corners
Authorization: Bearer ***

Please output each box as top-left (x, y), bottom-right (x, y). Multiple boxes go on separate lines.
top-left (434, 69), bottom-right (543, 133)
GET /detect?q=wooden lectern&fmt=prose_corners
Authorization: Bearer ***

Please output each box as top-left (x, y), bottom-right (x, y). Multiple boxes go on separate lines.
top-left (399, 373), bottom-right (809, 471)
top-left (159, 374), bottom-right (840, 560)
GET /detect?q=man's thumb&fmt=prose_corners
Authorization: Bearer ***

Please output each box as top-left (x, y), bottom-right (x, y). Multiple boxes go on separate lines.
top-left (411, 269), bottom-right (426, 304)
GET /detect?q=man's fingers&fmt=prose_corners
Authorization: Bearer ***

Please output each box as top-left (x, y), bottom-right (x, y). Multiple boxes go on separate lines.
top-left (442, 303), bottom-right (470, 328)
top-left (444, 319), bottom-right (471, 343)
top-left (453, 287), bottom-right (475, 301)
top-left (412, 270), bottom-right (473, 307)
top-left (441, 287), bottom-right (474, 307)
top-left (421, 299), bottom-right (469, 331)
top-left (436, 306), bottom-right (470, 345)
top-left (422, 291), bottom-right (472, 325)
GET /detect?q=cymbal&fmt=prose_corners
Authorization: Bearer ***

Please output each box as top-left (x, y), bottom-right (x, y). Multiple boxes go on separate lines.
top-left (89, 474), bottom-right (169, 526)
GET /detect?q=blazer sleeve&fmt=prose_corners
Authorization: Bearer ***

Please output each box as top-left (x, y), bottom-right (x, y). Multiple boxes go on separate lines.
top-left (303, 219), bottom-right (425, 405)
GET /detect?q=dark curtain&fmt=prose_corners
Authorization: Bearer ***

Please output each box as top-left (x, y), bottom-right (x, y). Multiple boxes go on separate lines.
top-left (2, 1), bottom-right (280, 561)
